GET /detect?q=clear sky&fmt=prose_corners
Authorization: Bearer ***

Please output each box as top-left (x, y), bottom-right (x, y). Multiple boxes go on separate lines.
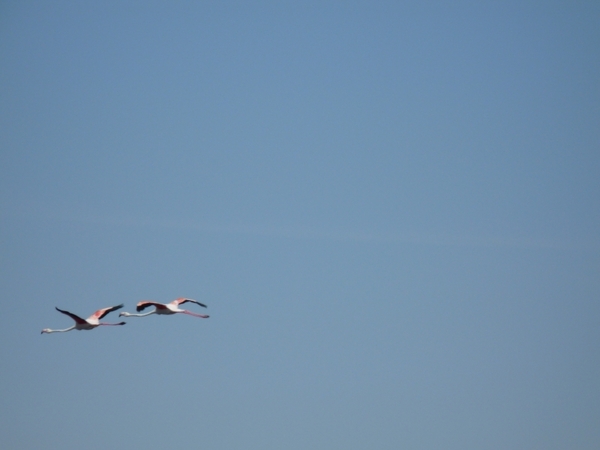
top-left (1, 2), bottom-right (599, 449)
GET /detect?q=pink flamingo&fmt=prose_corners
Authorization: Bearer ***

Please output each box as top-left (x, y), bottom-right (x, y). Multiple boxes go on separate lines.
top-left (41, 304), bottom-right (126, 334)
top-left (119, 298), bottom-right (209, 319)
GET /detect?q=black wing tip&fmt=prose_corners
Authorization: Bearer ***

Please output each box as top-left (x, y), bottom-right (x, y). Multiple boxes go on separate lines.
top-left (186, 299), bottom-right (207, 308)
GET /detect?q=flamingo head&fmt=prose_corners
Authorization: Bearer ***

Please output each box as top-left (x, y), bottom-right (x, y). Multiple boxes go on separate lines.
top-left (119, 312), bottom-right (129, 317)
top-left (41, 328), bottom-right (50, 334)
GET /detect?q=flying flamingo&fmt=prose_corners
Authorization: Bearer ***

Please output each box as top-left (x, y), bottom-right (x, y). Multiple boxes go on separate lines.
top-left (119, 298), bottom-right (209, 319)
top-left (41, 304), bottom-right (126, 334)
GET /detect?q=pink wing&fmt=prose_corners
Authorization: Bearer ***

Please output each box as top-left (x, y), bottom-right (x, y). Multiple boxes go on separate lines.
top-left (171, 297), bottom-right (207, 308)
top-left (55, 307), bottom-right (87, 324)
top-left (137, 301), bottom-right (168, 312)
top-left (88, 304), bottom-right (124, 321)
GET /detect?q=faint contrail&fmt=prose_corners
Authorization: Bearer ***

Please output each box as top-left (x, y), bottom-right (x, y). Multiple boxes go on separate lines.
top-left (13, 204), bottom-right (600, 251)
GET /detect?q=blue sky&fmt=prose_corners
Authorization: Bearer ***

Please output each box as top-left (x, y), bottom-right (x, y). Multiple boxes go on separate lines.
top-left (1, 2), bottom-right (599, 449)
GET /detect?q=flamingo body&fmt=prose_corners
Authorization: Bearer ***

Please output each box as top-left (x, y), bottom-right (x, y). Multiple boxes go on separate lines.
top-left (119, 298), bottom-right (209, 319)
top-left (41, 304), bottom-right (126, 334)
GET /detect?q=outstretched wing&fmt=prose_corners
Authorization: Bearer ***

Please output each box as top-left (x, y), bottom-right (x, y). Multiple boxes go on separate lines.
top-left (90, 304), bottom-right (124, 321)
top-left (136, 301), bottom-right (166, 312)
top-left (172, 298), bottom-right (207, 308)
top-left (55, 307), bottom-right (87, 324)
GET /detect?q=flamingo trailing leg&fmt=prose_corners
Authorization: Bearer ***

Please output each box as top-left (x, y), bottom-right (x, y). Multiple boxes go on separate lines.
top-left (41, 304), bottom-right (126, 334)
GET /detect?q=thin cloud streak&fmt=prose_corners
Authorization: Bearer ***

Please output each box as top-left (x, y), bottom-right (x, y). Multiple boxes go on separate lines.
top-left (14, 204), bottom-right (600, 252)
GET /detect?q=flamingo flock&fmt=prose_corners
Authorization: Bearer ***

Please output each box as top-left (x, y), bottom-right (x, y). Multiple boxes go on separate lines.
top-left (41, 297), bottom-right (209, 334)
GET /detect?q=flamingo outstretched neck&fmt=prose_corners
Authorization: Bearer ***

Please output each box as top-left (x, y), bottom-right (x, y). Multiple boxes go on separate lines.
top-left (119, 310), bottom-right (156, 318)
top-left (40, 325), bottom-right (76, 334)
